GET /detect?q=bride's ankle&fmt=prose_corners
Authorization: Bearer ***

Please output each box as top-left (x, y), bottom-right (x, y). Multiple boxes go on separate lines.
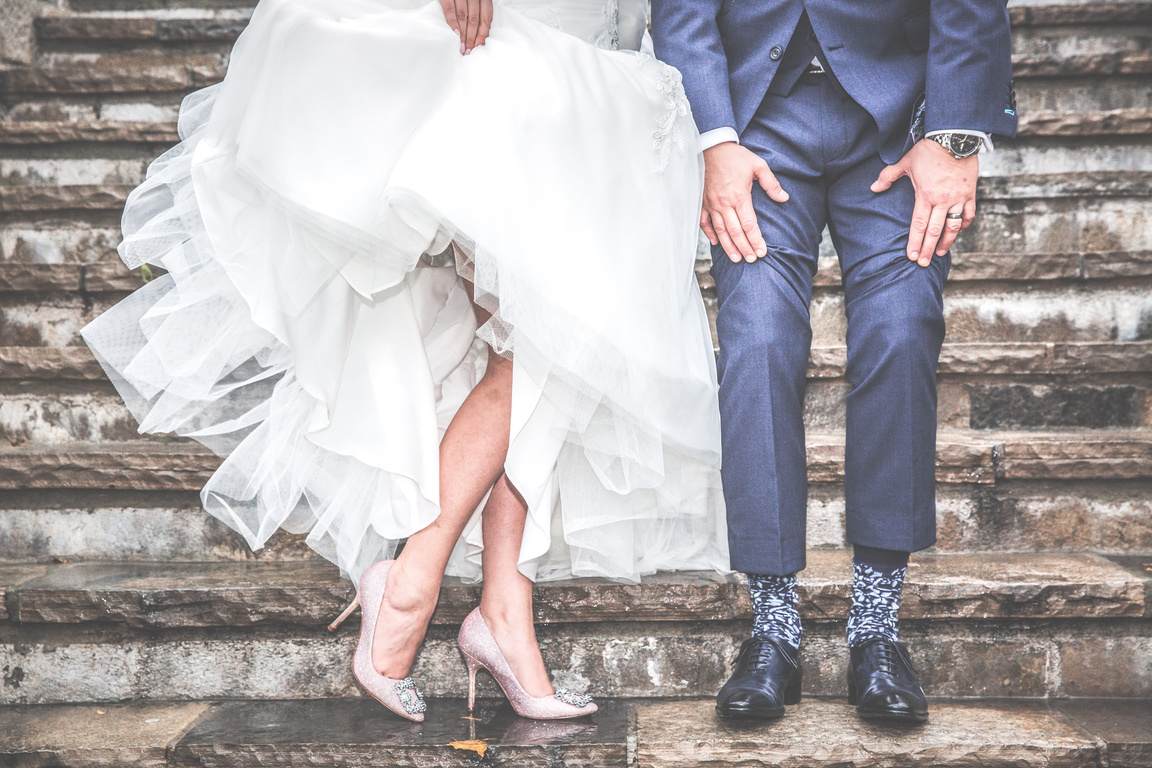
top-left (382, 560), bottom-right (440, 616)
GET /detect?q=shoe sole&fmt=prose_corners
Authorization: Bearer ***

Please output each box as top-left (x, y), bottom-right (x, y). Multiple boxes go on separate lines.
top-left (855, 707), bottom-right (929, 724)
top-left (715, 704), bottom-right (787, 720)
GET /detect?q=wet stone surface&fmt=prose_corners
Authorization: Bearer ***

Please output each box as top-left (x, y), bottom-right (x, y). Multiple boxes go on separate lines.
top-left (170, 697), bottom-right (627, 768)
top-left (634, 698), bottom-right (1103, 768)
top-left (1057, 699), bottom-right (1152, 768)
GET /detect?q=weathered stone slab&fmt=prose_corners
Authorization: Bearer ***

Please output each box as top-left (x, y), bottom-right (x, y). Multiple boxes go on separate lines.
top-left (1019, 108), bottom-right (1152, 137)
top-left (1010, 2), bottom-right (1152, 27)
top-left (171, 697), bottom-right (626, 768)
top-left (0, 700), bottom-right (211, 768)
top-left (3, 617), bottom-right (1149, 703)
top-left (0, 440), bottom-right (220, 490)
top-left (7, 552), bottom-right (1143, 628)
top-left (0, 184), bottom-right (133, 213)
top-left (35, 11), bottom-right (252, 43)
top-left (0, 347), bottom-right (106, 380)
top-left (1058, 699), bottom-right (1152, 768)
top-left (7, 55), bottom-right (225, 95)
top-left (634, 699), bottom-right (1102, 768)
top-left (1013, 51), bottom-right (1152, 77)
top-left (0, 565), bottom-right (47, 621)
top-left (0, 119), bottom-right (179, 144)
top-left (998, 431), bottom-right (1152, 479)
top-left (969, 383), bottom-right (1147, 429)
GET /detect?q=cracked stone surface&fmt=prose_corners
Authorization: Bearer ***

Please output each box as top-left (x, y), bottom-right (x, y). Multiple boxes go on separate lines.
top-left (634, 699), bottom-right (1103, 768)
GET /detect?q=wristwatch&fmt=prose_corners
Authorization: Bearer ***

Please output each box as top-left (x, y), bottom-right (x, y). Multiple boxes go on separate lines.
top-left (930, 132), bottom-right (982, 159)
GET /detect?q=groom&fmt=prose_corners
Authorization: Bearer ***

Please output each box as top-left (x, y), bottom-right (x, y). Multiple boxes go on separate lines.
top-left (651, 1), bottom-right (1016, 722)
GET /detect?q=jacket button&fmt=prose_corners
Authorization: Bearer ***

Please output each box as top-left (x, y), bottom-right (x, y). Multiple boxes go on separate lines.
top-left (769, 45), bottom-right (783, 61)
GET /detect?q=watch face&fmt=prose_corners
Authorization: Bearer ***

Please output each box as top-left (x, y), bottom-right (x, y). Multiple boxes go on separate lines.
top-left (949, 134), bottom-right (981, 156)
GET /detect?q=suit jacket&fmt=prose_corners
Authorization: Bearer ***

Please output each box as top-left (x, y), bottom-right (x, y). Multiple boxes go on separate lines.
top-left (650, 0), bottom-right (1018, 162)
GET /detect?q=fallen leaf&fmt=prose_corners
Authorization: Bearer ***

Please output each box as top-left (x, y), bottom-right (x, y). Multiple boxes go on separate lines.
top-left (448, 739), bottom-right (488, 757)
top-left (96, 710), bottom-right (107, 715)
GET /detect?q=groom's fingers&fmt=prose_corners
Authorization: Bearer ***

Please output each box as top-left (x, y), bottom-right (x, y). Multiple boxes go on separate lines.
top-left (872, 162), bottom-right (906, 193)
top-left (722, 207), bottom-right (757, 262)
top-left (754, 164), bottom-right (789, 203)
top-left (907, 196), bottom-right (931, 262)
top-left (700, 210), bottom-right (720, 246)
top-left (712, 215), bottom-right (742, 263)
top-left (935, 205), bottom-right (965, 256)
top-left (737, 197), bottom-right (767, 257)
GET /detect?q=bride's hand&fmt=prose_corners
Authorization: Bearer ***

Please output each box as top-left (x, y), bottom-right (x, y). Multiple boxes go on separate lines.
top-left (440, 0), bottom-right (493, 54)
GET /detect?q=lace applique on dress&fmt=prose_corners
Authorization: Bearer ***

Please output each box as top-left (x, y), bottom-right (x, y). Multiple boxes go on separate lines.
top-left (652, 63), bottom-right (690, 173)
top-left (543, 4), bottom-right (563, 31)
top-left (591, 0), bottom-right (620, 50)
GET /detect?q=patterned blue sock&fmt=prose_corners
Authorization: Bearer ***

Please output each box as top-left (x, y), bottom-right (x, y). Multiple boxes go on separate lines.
top-left (847, 545), bottom-right (909, 648)
top-left (747, 573), bottom-right (802, 651)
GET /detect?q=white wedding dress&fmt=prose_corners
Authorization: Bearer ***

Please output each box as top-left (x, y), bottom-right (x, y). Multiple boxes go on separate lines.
top-left (82, 0), bottom-right (728, 583)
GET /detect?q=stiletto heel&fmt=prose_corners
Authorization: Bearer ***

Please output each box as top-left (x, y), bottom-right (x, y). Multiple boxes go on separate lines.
top-left (344, 560), bottom-right (427, 722)
top-left (457, 607), bottom-right (596, 720)
top-left (465, 653), bottom-right (482, 711)
top-left (328, 596), bottom-right (361, 632)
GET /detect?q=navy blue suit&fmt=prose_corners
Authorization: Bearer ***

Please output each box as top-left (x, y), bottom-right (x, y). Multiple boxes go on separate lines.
top-left (651, 1), bottom-right (1017, 575)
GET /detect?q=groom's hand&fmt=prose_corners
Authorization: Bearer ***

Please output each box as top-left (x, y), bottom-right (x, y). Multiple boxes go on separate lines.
top-left (871, 139), bottom-right (978, 268)
top-left (702, 142), bottom-right (789, 264)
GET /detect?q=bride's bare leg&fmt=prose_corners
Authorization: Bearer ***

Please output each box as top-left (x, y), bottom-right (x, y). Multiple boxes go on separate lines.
top-left (371, 284), bottom-right (513, 678)
top-left (479, 472), bottom-right (554, 697)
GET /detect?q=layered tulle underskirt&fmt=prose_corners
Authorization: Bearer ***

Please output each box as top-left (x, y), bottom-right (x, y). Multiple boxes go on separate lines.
top-left (82, 0), bottom-right (728, 583)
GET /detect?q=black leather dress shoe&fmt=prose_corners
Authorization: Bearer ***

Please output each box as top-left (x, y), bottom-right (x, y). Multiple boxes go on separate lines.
top-left (716, 636), bottom-right (802, 720)
top-left (848, 637), bottom-right (929, 723)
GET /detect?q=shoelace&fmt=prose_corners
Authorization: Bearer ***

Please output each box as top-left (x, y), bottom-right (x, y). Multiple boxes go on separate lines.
top-left (746, 641), bottom-right (787, 672)
top-left (872, 639), bottom-right (906, 677)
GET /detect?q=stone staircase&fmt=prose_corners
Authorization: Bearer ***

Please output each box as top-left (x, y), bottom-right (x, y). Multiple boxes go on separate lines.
top-left (1, 0), bottom-right (1150, 765)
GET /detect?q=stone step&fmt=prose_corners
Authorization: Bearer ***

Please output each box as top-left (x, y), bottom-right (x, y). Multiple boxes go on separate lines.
top-left (1, 430), bottom-right (1149, 491)
top-left (9, 280), bottom-right (1146, 350)
top-left (2, 477), bottom-right (1149, 564)
top-left (4, 340), bottom-right (1149, 380)
top-left (4, 552), bottom-right (1146, 627)
top-left (0, 553), bottom-right (1148, 702)
top-left (26, 2), bottom-right (1149, 49)
top-left (1, 345), bottom-right (1150, 443)
top-left (3, 698), bottom-right (1148, 768)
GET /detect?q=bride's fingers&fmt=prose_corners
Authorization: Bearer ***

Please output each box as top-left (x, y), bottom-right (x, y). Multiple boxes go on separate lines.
top-left (475, 0), bottom-right (493, 47)
top-left (463, 0), bottom-right (481, 52)
top-left (439, 0), bottom-right (462, 48)
top-left (455, 0), bottom-right (469, 49)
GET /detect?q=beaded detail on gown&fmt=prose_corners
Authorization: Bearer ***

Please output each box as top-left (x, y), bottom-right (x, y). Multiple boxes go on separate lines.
top-left (81, 0), bottom-right (728, 583)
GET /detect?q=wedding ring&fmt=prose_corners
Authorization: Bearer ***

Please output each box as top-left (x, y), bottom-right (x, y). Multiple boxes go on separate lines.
top-left (945, 212), bottom-right (963, 220)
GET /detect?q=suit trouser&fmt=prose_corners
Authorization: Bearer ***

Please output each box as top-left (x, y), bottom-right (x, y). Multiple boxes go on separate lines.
top-left (714, 74), bottom-right (947, 576)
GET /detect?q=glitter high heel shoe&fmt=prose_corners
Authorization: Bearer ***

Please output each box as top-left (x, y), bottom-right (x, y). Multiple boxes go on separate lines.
top-left (457, 607), bottom-right (597, 720)
top-left (329, 560), bottom-right (427, 722)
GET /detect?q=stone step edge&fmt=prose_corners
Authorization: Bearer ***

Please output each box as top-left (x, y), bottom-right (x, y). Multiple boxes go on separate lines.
top-left (1, 551), bottom-right (1147, 627)
top-left (1, 431), bottom-right (1149, 490)
top-left (4, 342), bottom-right (1149, 384)
top-left (4, 249), bottom-right (1152, 294)
top-left (5, 108), bottom-right (1151, 145)
top-left (3, 698), bottom-right (1148, 768)
top-left (3, 172), bottom-right (1148, 215)
top-left (29, 1), bottom-right (1151, 41)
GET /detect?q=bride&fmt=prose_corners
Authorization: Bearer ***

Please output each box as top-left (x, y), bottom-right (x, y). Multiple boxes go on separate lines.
top-left (83, 0), bottom-right (726, 722)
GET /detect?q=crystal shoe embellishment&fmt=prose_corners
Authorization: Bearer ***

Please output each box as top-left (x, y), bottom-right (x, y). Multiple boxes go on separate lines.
top-left (395, 678), bottom-right (427, 714)
top-left (554, 688), bottom-right (592, 707)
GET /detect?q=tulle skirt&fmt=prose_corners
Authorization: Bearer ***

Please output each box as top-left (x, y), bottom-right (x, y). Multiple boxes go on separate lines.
top-left (82, 0), bottom-right (728, 583)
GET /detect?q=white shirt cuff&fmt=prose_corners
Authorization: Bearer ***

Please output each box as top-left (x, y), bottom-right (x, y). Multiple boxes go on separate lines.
top-left (699, 127), bottom-right (740, 152)
top-left (926, 129), bottom-right (995, 153)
